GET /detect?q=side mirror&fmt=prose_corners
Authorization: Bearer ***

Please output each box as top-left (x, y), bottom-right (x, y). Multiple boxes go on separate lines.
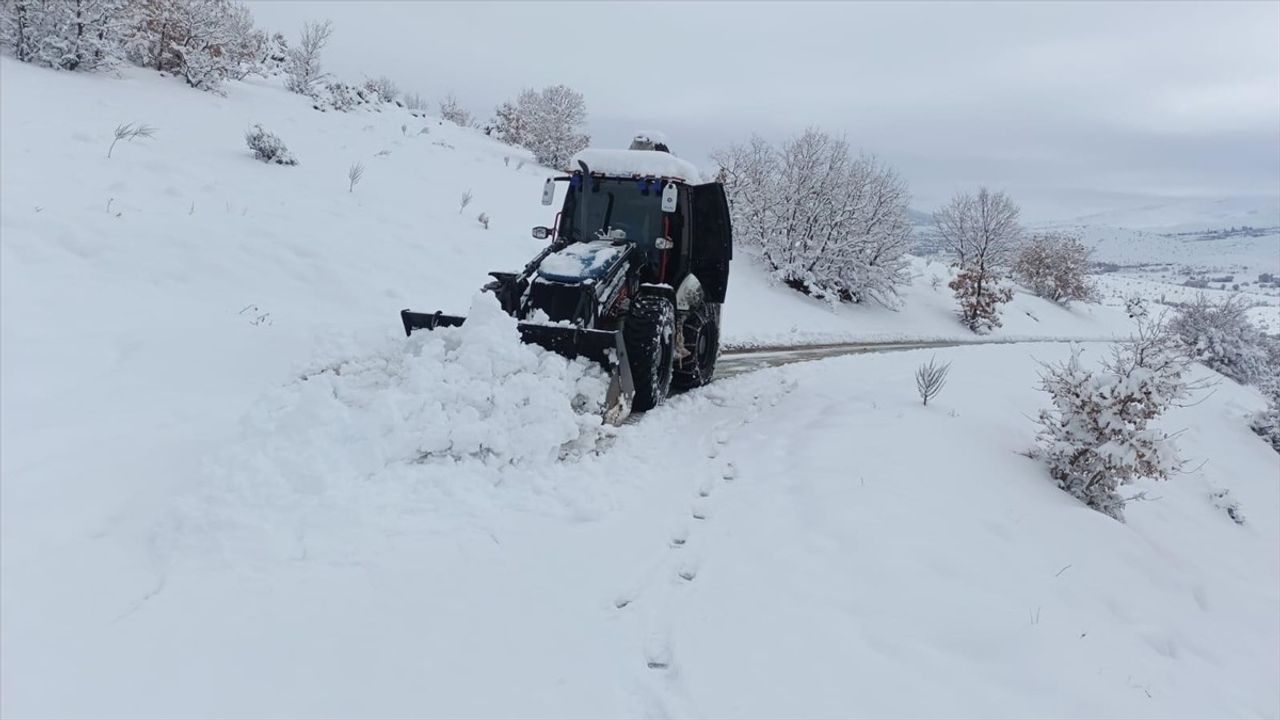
top-left (531, 226), bottom-right (551, 240)
top-left (654, 237), bottom-right (674, 250)
top-left (541, 177), bottom-right (555, 206)
top-left (661, 182), bottom-right (677, 213)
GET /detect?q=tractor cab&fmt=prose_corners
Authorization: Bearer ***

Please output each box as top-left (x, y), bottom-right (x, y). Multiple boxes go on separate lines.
top-left (535, 142), bottom-right (732, 302)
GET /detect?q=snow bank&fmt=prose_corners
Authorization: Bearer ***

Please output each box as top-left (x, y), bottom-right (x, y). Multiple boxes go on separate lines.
top-left (572, 148), bottom-right (702, 182)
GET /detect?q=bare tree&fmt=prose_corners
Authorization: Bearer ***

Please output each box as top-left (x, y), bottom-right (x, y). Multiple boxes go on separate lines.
top-left (108, 121), bottom-right (156, 158)
top-left (915, 356), bottom-right (952, 406)
top-left (935, 188), bottom-right (1023, 332)
top-left (347, 161), bottom-right (364, 192)
top-left (401, 91), bottom-right (427, 111)
top-left (935, 187), bottom-right (1022, 271)
top-left (458, 189), bottom-right (473, 214)
top-left (283, 19), bottom-right (332, 96)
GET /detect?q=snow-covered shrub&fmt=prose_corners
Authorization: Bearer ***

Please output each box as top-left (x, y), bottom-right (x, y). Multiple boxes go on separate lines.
top-left (319, 80), bottom-right (358, 111)
top-left (362, 75), bottom-right (397, 103)
top-left (712, 129), bottom-right (913, 306)
top-left (283, 18), bottom-right (331, 96)
top-left (488, 85), bottom-right (589, 169)
top-left (949, 269), bottom-right (1013, 333)
top-left (477, 212), bottom-right (490, 230)
top-left (401, 91), bottom-right (427, 111)
top-left (1, 0), bottom-right (122, 71)
top-left (1210, 488), bottom-right (1246, 525)
top-left (438, 93), bottom-right (474, 127)
top-left (1169, 294), bottom-right (1270, 384)
top-left (244, 124), bottom-right (296, 165)
top-left (934, 187), bottom-right (1022, 332)
top-left (1014, 231), bottom-right (1098, 305)
top-left (1125, 294), bottom-right (1149, 320)
top-left (1035, 319), bottom-right (1195, 521)
top-left (1251, 378), bottom-right (1280, 452)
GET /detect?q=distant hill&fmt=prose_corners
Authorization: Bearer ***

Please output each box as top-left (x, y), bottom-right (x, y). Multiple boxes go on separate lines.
top-left (907, 207), bottom-right (934, 225)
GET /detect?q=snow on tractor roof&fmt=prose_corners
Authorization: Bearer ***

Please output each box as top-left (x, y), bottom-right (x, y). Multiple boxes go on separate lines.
top-left (570, 148), bottom-right (703, 183)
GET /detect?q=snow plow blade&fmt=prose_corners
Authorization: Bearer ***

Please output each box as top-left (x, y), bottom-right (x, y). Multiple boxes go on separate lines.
top-left (400, 309), bottom-right (635, 423)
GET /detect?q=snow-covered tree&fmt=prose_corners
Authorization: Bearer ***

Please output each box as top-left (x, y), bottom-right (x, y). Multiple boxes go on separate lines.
top-left (438, 93), bottom-right (474, 127)
top-left (283, 18), bottom-right (330, 96)
top-left (934, 188), bottom-right (1022, 332)
top-left (258, 29), bottom-right (286, 74)
top-left (1014, 231), bottom-right (1098, 305)
top-left (948, 268), bottom-right (1013, 333)
top-left (118, 0), bottom-right (260, 91)
top-left (524, 84), bottom-right (588, 168)
top-left (1035, 318), bottom-right (1196, 521)
top-left (489, 85), bottom-right (588, 169)
top-left (711, 129), bottom-right (913, 306)
top-left (219, 1), bottom-right (262, 80)
top-left (1169, 293), bottom-right (1271, 385)
top-left (489, 88), bottom-right (539, 146)
top-left (1, 0), bottom-right (124, 71)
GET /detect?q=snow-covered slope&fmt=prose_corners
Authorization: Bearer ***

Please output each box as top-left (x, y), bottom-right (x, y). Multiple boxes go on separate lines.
top-left (4, 60), bottom-right (1276, 719)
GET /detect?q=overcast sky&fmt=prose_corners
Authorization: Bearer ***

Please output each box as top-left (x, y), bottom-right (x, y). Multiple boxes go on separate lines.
top-left (246, 1), bottom-right (1279, 221)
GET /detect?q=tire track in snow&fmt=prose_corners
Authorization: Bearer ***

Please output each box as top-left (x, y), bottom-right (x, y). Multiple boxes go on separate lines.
top-left (715, 336), bottom-right (1117, 380)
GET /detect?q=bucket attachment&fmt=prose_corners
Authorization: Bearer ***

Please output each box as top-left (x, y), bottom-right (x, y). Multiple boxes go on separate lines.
top-left (400, 309), bottom-right (635, 424)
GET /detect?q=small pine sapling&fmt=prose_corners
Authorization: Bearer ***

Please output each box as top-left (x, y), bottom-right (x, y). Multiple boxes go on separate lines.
top-left (915, 356), bottom-right (952, 406)
top-left (348, 161), bottom-right (365, 192)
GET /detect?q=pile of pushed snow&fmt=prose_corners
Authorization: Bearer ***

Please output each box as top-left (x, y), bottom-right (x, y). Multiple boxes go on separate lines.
top-left (173, 294), bottom-right (611, 555)
top-left (247, 293), bottom-right (607, 468)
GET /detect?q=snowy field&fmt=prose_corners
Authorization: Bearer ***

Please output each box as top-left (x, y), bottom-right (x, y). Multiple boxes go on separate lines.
top-left (3, 58), bottom-right (1279, 719)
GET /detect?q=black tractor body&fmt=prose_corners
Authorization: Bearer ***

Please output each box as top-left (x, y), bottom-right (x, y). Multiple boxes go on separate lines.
top-left (402, 140), bottom-right (733, 422)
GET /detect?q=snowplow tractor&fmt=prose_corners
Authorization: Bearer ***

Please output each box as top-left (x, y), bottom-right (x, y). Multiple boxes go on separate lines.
top-left (402, 137), bottom-right (733, 423)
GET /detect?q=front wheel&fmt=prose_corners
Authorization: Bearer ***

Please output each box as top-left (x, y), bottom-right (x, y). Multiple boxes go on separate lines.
top-left (624, 295), bottom-right (676, 412)
top-left (673, 302), bottom-right (720, 391)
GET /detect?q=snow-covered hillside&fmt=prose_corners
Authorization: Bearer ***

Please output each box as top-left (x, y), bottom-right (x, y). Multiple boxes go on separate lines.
top-left (3, 59), bottom-right (1278, 719)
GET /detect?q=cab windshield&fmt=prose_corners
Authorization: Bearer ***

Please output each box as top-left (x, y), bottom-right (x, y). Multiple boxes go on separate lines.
top-left (559, 176), bottom-right (664, 246)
